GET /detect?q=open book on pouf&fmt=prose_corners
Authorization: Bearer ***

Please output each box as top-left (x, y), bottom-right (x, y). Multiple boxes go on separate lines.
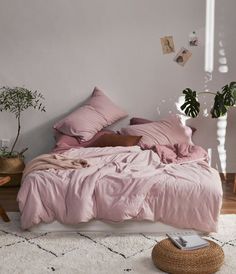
top-left (166, 231), bottom-right (210, 250)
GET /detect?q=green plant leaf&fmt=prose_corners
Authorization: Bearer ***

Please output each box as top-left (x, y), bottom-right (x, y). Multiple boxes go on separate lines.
top-left (229, 81), bottom-right (236, 102)
top-left (210, 92), bottom-right (228, 118)
top-left (180, 88), bottom-right (200, 118)
top-left (222, 82), bottom-right (236, 107)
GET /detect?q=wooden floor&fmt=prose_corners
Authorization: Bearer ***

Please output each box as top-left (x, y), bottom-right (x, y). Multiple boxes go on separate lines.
top-left (0, 182), bottom-right (236, 214)
top-left (221, 182), bottom-right (236, 214)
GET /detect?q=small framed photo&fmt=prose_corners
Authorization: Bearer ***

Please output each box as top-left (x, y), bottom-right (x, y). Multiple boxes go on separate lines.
top-left (189, 31), bottom-right (198, 46)
top-left (160, 36), bottom-right (175, 54)
top-left (174, 47), bottom-right (192, 66)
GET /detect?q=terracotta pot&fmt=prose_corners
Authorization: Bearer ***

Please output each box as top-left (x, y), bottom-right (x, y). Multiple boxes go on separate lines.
top-left (0, 157), bottom-right (25, 187)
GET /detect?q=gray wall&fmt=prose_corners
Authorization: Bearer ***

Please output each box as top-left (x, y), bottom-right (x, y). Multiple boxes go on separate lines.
top-left (0, 0), bottom-right (235, 172)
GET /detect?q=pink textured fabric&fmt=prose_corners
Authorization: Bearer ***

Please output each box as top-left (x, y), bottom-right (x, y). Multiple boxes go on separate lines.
top-left (121, 114), bottom-right (193, 148)
top-left (53, 130), bottom-right (115, 153)
top-left (130, 116), bottom-right (197, 134)
top-left (130, 117), bottom-right (152, 125)
top-left (153, 143), bottom-right (208, 164)
top-left (18, 146), bottom-right (222, 232)
top-left (23, 154), bottom-right (89, 179)
top-left (53, 87), bottom-right (127, 141)
top-left (54, 132), bottom-right (79, 147)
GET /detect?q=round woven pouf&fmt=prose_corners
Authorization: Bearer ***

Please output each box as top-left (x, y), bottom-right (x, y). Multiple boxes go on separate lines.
top-left (152, 239), bottom-right (224, 274)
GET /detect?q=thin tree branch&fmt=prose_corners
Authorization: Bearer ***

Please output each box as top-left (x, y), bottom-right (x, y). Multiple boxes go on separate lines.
top-left (10, 114), bottom-right (21, 155)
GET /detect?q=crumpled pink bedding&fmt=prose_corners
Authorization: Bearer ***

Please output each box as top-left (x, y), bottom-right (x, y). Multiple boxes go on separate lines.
top-left (17, 146), bottom-right (222, 232)
top-left (23, 153), bottom-right (89, 179)
top-left (153, 143), bottom-right (209, 164)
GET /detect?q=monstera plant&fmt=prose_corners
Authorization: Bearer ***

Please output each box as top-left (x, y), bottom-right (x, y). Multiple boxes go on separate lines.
top-left (180, 81), bottom-right (236, 118)
top-left (0, 86), bottom-right (46, 186)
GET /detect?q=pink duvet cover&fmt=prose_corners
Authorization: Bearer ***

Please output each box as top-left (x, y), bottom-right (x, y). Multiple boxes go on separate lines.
top-left (17, 146), bottom-right (222, 232)
top-left (152, 143), bottom-right (209, 164)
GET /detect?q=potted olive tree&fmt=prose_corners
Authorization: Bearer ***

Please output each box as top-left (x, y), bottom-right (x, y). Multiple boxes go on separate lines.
top-left (180, 81), bottom-right (236, 118)
top-left (0, 86), bottom-right (46, 186)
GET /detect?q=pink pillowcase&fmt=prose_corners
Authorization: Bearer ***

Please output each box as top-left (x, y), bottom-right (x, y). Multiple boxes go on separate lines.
top-left (130, 117), bottom-right (197, 134)
top-left (53, 87), bottom-right (127, 141)
top-left (130, 117), bottom-right (152, 125)
top-left (121, 114), bottom-right (193, 148)
top-left (53, 130), bottom-right (115, 153)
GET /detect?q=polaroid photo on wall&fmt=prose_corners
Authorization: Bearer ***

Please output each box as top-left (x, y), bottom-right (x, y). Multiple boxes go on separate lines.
top-left (174, 47), bottom-right (192, 66)
top-left (189, 31), bottom-right (198, 46)
top-left (160, 36), bottom-right (175, 54)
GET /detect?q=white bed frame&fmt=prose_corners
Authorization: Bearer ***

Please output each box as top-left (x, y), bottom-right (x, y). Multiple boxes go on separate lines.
top-left (30, 220), bottom-right (201, 234)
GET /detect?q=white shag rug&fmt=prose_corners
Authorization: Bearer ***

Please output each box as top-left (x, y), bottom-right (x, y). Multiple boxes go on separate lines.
top-left (0, 213), bottom-right (236, 274)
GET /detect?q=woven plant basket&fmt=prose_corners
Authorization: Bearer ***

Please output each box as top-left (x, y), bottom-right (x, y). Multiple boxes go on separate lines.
top-left (0, 157), bottom-right (25, 187)
top-left (152, 239), bottom-right (224, 274)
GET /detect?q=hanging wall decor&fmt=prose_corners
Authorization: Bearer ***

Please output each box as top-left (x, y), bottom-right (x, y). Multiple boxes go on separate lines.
top-left (189, 31), bottom-right (199, 46)
top-left (160, 36), bottom-right (175, 54)
top-left (173, 47), bottom-right (192, 66)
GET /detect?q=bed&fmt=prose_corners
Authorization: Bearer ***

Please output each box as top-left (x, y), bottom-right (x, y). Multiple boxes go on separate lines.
top-left (17, 88), bottom-right (223, 233)
top-left (17, 145), bottom-right (222, 233)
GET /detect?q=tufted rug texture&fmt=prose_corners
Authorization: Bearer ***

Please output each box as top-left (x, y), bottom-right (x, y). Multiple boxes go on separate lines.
top-left (0, 213), bottom-right (236, 274)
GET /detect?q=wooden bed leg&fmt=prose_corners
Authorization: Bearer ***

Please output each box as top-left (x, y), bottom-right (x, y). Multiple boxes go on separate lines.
top-left (233, 173), bottom-right (236, 194)
top-left (0, 206), bottom-right (10, 222)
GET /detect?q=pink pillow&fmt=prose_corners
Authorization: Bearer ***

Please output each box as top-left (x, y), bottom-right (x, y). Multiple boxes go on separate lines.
top-left (130, 117), bottom-right (152, 125)
top-left (53, 130), bottom-right (115, 153)
top-left (130, 117), bottom-right (197, 134)
top-left (53, 87), bottom-right (127, 141)
top-left (54, 130), bottom-right (79, 146)
top-left (121, 114), bottom-right (193, 148)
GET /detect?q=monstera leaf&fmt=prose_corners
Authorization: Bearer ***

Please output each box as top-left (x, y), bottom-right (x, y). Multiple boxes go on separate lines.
top-left (221, 81), bottom-right (236, 107)
top-left (210, 82), bottom-right (236, 118)
top-left (210, 91), bottom-right (228, 118)
top-left (179, 81), bottom-right (235, 119)
top-left (180, 88), bottom-right (200, 118)
top-left (232, 82), bottom-right (236, 101)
